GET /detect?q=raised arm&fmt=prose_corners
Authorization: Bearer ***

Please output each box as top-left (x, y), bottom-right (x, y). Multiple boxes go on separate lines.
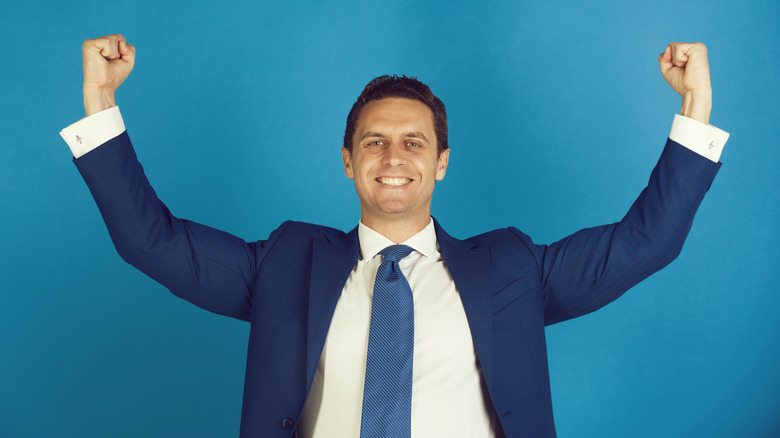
top-left (70, 35), bottom-right (278, 322)
top-left (535, 42), bottom-right (725, 324)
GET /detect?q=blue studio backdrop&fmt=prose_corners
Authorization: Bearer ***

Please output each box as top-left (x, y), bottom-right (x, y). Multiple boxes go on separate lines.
top-left (1, 0), bottom-right (778, 436)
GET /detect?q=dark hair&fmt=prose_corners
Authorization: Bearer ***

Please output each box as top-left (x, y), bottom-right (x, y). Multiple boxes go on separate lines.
top-left (343, 75), bottom-right (448, 155)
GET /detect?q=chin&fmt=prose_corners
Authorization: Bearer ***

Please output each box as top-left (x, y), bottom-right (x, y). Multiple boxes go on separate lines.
top-left (378, 206), bottom-right (414, 216)
top-left (379, 203), bottom-right (430, 220)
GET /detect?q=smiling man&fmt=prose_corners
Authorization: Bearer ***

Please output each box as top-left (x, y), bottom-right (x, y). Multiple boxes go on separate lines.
top-left (343, 95), bottom-right (450, 242)
top-left (62, 34), bottom-right (728, 438)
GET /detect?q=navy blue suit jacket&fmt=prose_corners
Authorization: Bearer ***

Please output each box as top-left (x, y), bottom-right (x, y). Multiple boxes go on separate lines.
top-left (75, 132), bottom-right (720, 437)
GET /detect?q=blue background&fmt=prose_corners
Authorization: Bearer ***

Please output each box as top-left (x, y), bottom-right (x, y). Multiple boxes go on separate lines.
top-left (1, 0), bottom-right (778, 436)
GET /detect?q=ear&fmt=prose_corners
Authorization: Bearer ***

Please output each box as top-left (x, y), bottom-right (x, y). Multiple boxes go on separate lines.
top-left (435, 148), bottom-right (450, 181)
top-left (342, 147), bottom-right (354, 179)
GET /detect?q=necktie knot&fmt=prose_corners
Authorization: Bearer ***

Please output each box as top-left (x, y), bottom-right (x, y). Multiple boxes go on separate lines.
top-left (380, 245), bottom-right (414, 264)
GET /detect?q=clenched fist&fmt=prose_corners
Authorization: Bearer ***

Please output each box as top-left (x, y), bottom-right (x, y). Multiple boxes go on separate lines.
top-left (659, 42), bottom-right (712, 124)
top-left (82, 34), bottom-right (135, 116)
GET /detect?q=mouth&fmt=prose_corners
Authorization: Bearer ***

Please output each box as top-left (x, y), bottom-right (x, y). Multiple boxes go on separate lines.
top-left (376, 177), bottom-right (413, 186)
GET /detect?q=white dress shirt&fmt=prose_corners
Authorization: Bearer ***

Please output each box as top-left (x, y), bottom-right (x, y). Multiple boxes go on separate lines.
top-left (60, 107), bottom-right (730, 438)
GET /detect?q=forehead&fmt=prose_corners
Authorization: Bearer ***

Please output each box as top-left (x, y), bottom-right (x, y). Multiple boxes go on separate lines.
top-left (355, 97), bottom-right (435, 135)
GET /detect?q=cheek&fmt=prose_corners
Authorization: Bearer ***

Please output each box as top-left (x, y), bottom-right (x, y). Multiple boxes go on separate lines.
top-left (357, 157), bottom-right (380, 178)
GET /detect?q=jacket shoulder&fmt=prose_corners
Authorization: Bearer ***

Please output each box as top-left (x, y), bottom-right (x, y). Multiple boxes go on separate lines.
top-left (465, 226), bottom-right (537, 251)
top-left (466, 227), bottom-right (546, 286)
top-left (259, 220), bottom-right (354, 253)
top-left (280, 220), bottom-right (351, 239)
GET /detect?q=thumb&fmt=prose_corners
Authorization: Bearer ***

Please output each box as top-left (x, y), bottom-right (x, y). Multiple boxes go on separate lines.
top-left (658, 46), bottom-right (673, 74)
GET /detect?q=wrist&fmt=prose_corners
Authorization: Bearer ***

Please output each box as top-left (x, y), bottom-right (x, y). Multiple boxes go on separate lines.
top-left (681, 90), bottom-right (712, 125)
top-left (83, 86), bottom-right (116, 117)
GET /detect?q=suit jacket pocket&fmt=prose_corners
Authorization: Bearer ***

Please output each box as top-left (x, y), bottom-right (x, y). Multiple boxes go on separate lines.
top-left (491, 276), bottom-right (532, 316)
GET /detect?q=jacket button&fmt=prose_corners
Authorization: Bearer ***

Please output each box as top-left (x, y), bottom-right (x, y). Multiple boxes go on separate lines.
top-left (281, 417), bottom-right (294, 430)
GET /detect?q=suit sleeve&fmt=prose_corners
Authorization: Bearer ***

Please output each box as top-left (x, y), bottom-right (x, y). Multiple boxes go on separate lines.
top-left (512, 139), bottom-right (721, 326)
top-left (74, 131), bottom-right (288, 322)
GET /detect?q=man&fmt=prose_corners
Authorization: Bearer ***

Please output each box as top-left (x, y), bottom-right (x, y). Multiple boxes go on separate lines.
top-left (61, 34), bottom-right (729, 437)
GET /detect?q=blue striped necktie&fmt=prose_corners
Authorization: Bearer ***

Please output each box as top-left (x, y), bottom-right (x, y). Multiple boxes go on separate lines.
top-left (360, 244), bottom-right (415, 438)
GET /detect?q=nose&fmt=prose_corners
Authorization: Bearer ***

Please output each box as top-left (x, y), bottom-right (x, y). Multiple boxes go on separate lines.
top-left (383, 142), bottom-right (407, 167)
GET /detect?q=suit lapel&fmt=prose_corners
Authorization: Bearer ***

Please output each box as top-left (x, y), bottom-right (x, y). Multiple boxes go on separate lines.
top-left (306, 226), bottom-right (360, 389)
top-left (433, 219), bottom-right (494, 385)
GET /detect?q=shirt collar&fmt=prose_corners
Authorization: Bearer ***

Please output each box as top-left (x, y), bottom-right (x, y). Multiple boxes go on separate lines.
top-left (358, 218), bottom-right (439, 262)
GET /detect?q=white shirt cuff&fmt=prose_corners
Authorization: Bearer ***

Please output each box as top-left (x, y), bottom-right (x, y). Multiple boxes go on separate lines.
top-left (669, 114), bottom-right (729, 163)
top-left (60, 106), bottom-right (126, 158)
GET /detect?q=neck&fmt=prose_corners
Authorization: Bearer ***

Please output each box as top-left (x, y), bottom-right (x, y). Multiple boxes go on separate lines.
top-left (360, 214), bottom-right (431, 243)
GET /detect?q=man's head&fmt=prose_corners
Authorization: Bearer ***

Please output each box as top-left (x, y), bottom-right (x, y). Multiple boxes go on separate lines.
top-left (341, 77), bottom-right (450, 234)
top-left (343, 75), bottom-right (448, 156)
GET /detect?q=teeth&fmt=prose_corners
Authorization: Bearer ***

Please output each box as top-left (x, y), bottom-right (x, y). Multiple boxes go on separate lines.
top-left (378, 177), bottom-right (411, 186)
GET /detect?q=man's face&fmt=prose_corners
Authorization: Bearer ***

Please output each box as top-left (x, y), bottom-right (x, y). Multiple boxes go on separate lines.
top-left (342, 97), bottom-right (449, 227)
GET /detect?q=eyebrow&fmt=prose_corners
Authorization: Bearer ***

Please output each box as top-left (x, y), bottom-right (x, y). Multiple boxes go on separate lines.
top-left (359, 131), bottom-right (430, 142)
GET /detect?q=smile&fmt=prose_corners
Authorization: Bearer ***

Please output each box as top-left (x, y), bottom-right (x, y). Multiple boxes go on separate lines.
top-left (377, 177), bottom-right (412, 186)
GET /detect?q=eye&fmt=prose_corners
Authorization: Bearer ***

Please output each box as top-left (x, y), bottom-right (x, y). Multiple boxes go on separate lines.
top-left (367, 140), bottom-right (384, 147)
top-left (406, 141), bottom-right (421, 148)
